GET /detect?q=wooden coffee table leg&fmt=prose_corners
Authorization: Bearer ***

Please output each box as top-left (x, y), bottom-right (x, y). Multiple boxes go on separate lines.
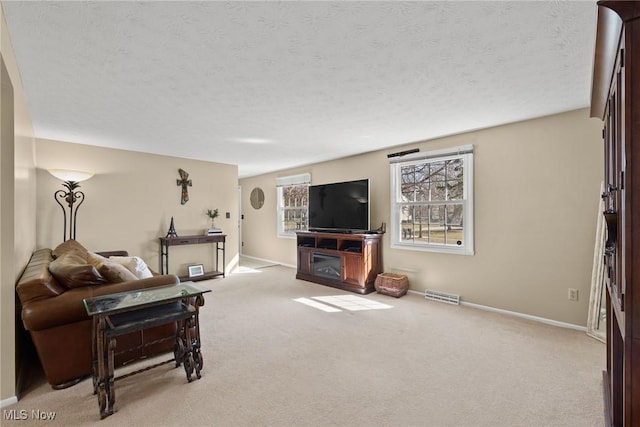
top-left (91, 317), bottom-right (98, 395)
top-left (192, 311), bottom-right (203, 379)
top-left (107, 338), bottom-right (116, 416)
top-left (174, 319), bottom-right (185, 368)
top-left (98, 386), bottom-right (107, 419)
top-left (96, 317), bottom-right (108, 419)
top-left (182, 318), bottom-right (194, 382)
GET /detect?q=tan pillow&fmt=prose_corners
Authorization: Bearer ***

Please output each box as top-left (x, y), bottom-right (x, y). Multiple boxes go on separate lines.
top-left (87, 252), bottom-right (109, 267)
top-left (52, 239), bottom-right (88, 259)
top-left (49, 251), bottom-right (107, 288)
top-left (87, 252), bottom-right (138, 283)
top-left (98, 261), bottom-right (138, 283)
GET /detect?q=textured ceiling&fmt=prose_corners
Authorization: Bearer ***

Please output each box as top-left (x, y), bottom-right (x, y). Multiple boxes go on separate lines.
top-left (2, 1), bottom-right (597, 177)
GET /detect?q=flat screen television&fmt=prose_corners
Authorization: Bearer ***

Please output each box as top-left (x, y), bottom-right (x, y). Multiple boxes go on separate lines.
top-left (308, 179), bottom-right (370, 233)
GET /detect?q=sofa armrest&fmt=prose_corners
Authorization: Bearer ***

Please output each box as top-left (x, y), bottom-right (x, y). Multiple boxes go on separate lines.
top-left (22, 274), bottom-right (180, 331)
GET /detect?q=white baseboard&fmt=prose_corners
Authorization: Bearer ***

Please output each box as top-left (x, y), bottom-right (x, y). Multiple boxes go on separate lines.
top-left (1, 396), bottom-right (18, 408)
top-left (407, 289), bottom-right (586, 331)
top-left (239, 255), bottom-right (295, 270)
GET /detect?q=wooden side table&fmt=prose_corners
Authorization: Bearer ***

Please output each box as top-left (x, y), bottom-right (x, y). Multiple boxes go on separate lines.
top-left (84, 282), bottom-right (210, 419)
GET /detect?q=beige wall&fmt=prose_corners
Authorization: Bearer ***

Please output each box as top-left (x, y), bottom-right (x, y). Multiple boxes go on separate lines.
top-left (35, 139), bottom-right (239, 277)
top-left (240, 109), bottom-right (603, 326)
top-left (1, 4), bottom-right (37, 404)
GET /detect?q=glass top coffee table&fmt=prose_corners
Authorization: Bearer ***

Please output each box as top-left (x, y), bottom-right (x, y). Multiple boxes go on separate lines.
top-left (84, 282), bottom-right (211, 419)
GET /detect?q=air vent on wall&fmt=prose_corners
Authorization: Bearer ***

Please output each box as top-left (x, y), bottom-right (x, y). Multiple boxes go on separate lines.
top-left (425, 289), bottom-right (460, 305)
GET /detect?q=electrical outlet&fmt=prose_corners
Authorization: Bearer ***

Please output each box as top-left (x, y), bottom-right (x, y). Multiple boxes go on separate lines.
top-left (568, 288), bottom-right (579, 301)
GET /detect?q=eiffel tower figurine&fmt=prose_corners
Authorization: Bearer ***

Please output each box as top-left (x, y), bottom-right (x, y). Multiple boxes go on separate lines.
top-left (166, 216), bottom-right (178, 238)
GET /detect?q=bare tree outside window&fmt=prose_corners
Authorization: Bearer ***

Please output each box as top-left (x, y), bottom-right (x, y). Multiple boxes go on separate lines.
top-left (398, 158), bottom-right (465, 247)
top-left (280, 184), bottom-right (308, 234)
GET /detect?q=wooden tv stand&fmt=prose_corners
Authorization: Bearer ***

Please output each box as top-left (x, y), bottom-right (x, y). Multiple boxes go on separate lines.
top-left (295, 231), bottom-right (382, 294)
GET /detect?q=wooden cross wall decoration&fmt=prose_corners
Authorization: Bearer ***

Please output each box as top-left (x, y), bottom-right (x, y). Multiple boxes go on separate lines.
top-left (177, 168), bottom-right (192, 205)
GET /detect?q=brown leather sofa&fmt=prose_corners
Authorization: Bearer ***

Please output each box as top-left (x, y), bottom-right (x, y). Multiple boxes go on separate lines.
top-left (16, 240), bottom-right (180, 389)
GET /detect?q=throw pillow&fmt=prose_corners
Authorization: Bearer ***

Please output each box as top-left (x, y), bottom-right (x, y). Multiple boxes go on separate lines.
top-left (99, 261), bottom-right (138, 283)
top-left (51, 239), bottom-right (88, 259)
top-left (109, 256), bottom-right (153, 279)
top-left (87, 252), bottom-right (138, 283)
top-left (49, 251), bottom-right (107, 288)
top-left (86, 251), bottom-right (109, 267)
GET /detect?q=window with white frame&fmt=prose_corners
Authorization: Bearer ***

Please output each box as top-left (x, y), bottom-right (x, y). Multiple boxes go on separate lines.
top-left (389, 145), bottom-right (474, 254)
top-left (276, 173), bottom-right (310, 238)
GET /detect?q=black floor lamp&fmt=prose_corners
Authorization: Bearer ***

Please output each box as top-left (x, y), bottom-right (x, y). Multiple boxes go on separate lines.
top-left (48, 169), bottom-right (94, 242)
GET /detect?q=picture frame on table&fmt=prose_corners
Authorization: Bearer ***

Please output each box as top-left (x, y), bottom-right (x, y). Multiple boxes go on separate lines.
top-left (188, 264), bottom-right (204, 278)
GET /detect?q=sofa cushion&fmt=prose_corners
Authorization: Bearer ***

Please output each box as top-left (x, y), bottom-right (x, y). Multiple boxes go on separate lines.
top-left (87, 252), bottom-right (138, 283)
top-left (49, 250), bottom-right (107, 288)
top-left (109, 256), bottom-right (153, 279)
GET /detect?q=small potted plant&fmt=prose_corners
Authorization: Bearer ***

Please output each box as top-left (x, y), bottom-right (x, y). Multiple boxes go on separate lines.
top-left (205, 209), bottom-right (221, 235)
top-left (206, 208), bottom-right (219, 230)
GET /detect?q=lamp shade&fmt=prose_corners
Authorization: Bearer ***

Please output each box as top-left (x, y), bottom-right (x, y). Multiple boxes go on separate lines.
top-left (48, 169), bottom-right (94, 182)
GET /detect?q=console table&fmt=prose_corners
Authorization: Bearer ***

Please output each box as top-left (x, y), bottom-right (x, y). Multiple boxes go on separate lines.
top-left (84, 282), bottom-right (210, 419)
top-left (159, 234), bottom-right (226, 281)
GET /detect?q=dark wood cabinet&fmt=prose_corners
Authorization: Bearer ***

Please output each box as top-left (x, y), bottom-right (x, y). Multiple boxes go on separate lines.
top-left (590, 2), bottom-right (640, 426)
top-left (295, 231), bottom-right (382, 294)
top-left (298, 250), bottom-right (312, 275)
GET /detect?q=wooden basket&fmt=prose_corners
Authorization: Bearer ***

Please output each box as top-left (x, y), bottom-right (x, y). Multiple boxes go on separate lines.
top-left (374, 273), bottom-right (409, 298)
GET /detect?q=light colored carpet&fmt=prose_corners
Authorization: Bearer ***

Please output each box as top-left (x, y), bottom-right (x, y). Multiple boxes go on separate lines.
top-left (5, 265), bottom-right (605, 426)
top-left (238, 255), bottom-right (280, 270)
